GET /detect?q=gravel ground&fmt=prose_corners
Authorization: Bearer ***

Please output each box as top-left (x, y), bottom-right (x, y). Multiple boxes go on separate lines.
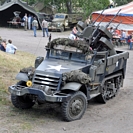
top-left (0, 27), bottom-right (133, 133)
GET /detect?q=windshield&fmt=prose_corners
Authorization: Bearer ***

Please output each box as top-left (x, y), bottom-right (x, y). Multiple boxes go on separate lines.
top-left (49, 49), bottom-right (92, 63)
top-left (54, 15), bottom-right (64, 19)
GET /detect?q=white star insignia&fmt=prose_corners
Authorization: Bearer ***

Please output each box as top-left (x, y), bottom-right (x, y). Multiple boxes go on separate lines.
top-left (47, 65), bottom-right (68, 71)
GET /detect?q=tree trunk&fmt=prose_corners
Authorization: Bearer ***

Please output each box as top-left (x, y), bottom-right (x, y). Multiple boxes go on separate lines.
top-left (66, 1), bottom-right (72, 13)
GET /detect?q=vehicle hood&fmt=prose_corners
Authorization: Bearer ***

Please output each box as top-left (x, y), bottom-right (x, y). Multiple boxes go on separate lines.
top-left (52, 18), bottom-right (64, 23)
top-left (36, 58), bottom-right (86, 75)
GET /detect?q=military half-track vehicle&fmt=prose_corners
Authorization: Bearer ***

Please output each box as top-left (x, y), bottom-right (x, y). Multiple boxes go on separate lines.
top-left (8, 10), bottom-right (129, 122)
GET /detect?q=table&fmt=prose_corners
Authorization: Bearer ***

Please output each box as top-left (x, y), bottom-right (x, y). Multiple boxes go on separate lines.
top-left (7, 21), bottom-right (21, 28)
top-left (112, 36), bottom-right (122, 46)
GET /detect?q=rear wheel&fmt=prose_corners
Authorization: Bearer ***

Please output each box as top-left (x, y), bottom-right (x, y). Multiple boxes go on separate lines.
top-left (11, 81), bottom-right (35, 109)
top-left (61, 91), bottom-right (87, 121)
top-left (115, 74), bottom-right (123, 91)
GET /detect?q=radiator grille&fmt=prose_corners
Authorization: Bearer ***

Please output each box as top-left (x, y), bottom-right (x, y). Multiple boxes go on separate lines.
top-left (33, 73), bottom-right (60, 89)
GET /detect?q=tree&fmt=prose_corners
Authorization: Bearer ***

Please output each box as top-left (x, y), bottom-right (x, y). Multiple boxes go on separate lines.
top-left (114, 0), bottom-right (132, 6)
top-left (21, 0), bottom-right (110, 18)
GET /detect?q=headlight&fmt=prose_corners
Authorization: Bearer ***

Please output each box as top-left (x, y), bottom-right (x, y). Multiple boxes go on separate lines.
top-left (57, 23), bottom-right (62, 27)
top-left (26, 80), bottom-right (32, 87)
top-left (44, 86), bottom-right (53, 95)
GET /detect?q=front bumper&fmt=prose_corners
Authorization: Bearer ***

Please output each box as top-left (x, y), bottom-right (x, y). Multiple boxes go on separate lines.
top-left (48, 25), bottom-right (62, 30)
top-left (8, 85), bottom-right (71, 102)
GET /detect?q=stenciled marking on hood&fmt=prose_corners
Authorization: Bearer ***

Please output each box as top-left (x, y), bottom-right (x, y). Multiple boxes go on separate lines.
top-left (47, 65), bottom-right (69, 71)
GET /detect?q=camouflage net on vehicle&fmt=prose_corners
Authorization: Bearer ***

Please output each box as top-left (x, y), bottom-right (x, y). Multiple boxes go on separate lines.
top-left (20, 66), bottom-right (35, 80)
top-left (46, 38), bottom-right (91, 54)
top-left (63, 70), bottom-right (91, 84)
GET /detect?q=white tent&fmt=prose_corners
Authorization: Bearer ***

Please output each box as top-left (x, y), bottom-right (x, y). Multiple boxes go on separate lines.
top-left (91, 2), bottom-right (133, 31)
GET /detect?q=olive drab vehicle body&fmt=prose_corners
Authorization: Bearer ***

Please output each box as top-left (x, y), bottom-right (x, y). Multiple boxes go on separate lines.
top-left (9, 9), bottom-right (129, 122)
top-left (48, 13), bottom-right (83, 32)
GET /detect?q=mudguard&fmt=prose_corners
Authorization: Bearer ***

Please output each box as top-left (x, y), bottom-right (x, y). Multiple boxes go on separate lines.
top-left (15, 72), bottom-right (29, 81)
top-left (61, 82), bottom-right (82, 91)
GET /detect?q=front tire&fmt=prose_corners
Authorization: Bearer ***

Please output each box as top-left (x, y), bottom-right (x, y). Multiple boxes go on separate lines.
top-left (11, 81), bottom-right (35, 109)
top-left (61, 91), bottom-right (87, 122)
top-left (60, 26), bottom-right (65, 32)
top-left (11, 94), bottom-right (35, 109)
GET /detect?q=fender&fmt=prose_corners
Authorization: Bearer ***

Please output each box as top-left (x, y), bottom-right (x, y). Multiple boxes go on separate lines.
top-left (15, 72), bottom-right (29, 82)
top-left (61, 82), bottom-right (82, 91)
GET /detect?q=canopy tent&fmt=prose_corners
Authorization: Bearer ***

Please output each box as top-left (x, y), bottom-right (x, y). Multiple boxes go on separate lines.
top-left (0, 0), bottom-right (44, 28)
top-left (91, 2), bottom-right (133, 31)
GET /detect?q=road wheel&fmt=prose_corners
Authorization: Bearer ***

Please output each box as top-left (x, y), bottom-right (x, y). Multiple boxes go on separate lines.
top-left (11, 94), bottom-right (35, 109)
top-left (116, 74), bottom-right (123, 91)
top-left (95, 82), bottom-right (108, 104)
top-left (60, 26), bottom-right (65, 32)
top-left (11, 81), bottom-right (35, 109)
top-left (61, 91), bottom-right (87, 122)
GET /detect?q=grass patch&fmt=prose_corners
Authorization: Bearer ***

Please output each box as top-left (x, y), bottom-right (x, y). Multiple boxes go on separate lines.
top-left (0, 51), bottom-right (36, 104)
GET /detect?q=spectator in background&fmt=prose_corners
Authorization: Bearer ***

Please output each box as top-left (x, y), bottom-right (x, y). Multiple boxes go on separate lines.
top-left (85, 16), bottom-right (91, 26)
top-left (72, 26), bottom-right (78, 35)
top-left (68, 33), bottom-right (76, 40)
top-left (31, 15), bottom-right (34, 29)
top-left (125, 31), bottom-right (129, 44)
top-left (6, 40), bottom-right (17, 54)
top-left (109, 27), bottom-right (114, 34)
top-left (28, 14), bottom-right (31, 30)
top-left (127, 33), bottom-right (132, 50)
top-left (0, 39), bottom-right (6, 52)
top-left (120, 30), bottom-right (126, 43)
top-left (68, 26), bottom-right (79, 40)
top-left (32, 17), bottom-right (38, 37)
top-left (42, 19), bottom-right (49, 37)
top-left (0, 36), bottom-right (2, 44)
top-left (23, 13), bottom-right (28, 31)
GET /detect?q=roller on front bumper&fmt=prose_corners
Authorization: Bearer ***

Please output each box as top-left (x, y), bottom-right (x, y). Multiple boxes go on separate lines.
top-left (8, 85), bottom-right (71, 102)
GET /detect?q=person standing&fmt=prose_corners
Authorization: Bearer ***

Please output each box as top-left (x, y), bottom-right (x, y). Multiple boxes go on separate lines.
top-left (85, 16), bottom-right (91, 26)
top-left (31, 15), bottom-right (34, 29)
top-left (23, 13), bottom-right (28, 31)
top-left (32, 17), bottom-right (38, 37)
top-left (127, 33), bottom-right (132, 50)
top-left (42, 19), bottom-right (49, 37)
top-left (28, 14), bottom-right (31, 30)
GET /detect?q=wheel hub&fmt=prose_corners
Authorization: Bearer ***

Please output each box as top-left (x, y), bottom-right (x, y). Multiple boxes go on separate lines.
top-left (71, 99), bottom-right (82, 115)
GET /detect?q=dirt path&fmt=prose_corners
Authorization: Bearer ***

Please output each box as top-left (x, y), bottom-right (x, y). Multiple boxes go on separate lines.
top-left (0, 28), bottom-right (133, 133)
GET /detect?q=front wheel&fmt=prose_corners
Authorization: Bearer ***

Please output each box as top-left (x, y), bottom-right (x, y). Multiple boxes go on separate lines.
top-left (11, 81), bottom-right (35, 109)
top-left (11, 94), bottom-right (35, 109)
top-left (60, 26), bottom-right (65, 32)
top-left (61, 91), bottom-right (87, 121)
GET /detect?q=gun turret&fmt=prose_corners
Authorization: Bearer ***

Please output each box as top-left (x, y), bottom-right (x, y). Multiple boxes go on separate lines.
top-left (76, 7), bottom-right (107, 38)
top-left (92, 9), bottom-right (121, 44)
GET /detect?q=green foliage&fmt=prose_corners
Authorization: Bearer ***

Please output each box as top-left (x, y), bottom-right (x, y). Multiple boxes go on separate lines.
top-left (115, 0), bottom-right (132, 6)
top-left (21, 0), bottom-right (133, 18)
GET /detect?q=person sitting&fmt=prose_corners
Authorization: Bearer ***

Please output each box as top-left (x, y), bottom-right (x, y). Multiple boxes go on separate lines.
top-left (0, 39), bottom-right (6, 52)
top-left (68, 26), bottom-right (79, 40)
top-left (0, 36), bottom-right (2, 43)
top-left (109, 27), bottom-right (114, 34)
top-left (68, 33), bottom-right (76, 40)
top-left (6, 40), bottom-right (17, 54)
top-left (72, 26), bottom-right (78, 35)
